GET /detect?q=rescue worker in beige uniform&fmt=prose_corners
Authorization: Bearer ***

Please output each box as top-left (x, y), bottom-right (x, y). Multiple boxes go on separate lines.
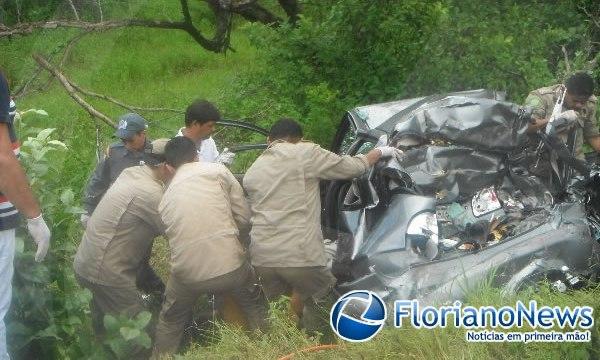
top-left (73, 139), bottom-right (171, 347)
top-left (153, 137), bottom-right (267, 357)
top-left (525, 72), bottom-right (600, 184)
top-left (242, 118), bottom-right (399, 337)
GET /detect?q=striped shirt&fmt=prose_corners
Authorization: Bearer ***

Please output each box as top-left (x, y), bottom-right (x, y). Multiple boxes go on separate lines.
top-left (0, 74), bottom-right (21, 230)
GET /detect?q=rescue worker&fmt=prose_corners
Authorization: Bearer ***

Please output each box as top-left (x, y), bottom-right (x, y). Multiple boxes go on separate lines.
top-left (242, 118), bottom-right (399, 338)
top-left (153, 137), bottom-right (267, 357)
top-left (81, 112), bottom-right (164, 295)
top-left (176, 99), bottom-right (235, 165)
top-left (525, 72), bottom-right (600, 183)
top-left (82, 112), bottom-right (152, 220)
top-left (73, 139), bottom-right (171, 352)
top-left (0, 70), bottom-right (51, 360)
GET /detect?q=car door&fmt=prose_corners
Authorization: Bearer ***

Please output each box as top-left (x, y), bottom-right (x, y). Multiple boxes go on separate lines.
top-left (212, 119), bottom-right (269, 183)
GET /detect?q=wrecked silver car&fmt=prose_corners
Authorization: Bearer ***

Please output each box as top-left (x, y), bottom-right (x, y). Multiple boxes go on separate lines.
top-left (323, 89), bottom-right (600, 304)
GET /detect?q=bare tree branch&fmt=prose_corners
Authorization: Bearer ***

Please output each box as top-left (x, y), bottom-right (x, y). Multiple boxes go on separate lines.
top-left (67, 0), bottom-right (80, 21)
top-left (278, 0), bottom-right (300, 24)
top-left (562, 45), bottom-right (572, 74)
top-left (12, 66), bottom-right (44, 99)
top-left (59, 29), bottom-right (92, 69)
top-left (69, 82), bottom-right (183, 114)
top-left (0, 18), bottom-right (226, 52)
top-left (0, 0), bottom-right (299, 52)
top-left (15, 0), bottom-right (21, 23)
top-left (587, 52), bottom-right (599, 72)
top-left (579, 5), bottom-right (600, 31)
top-left (33, 53), bottom-right (116, 128)
top-left (13, 30), bottom-right (86, 98)
top-left (97, 0), bottom-right (104, 21)
top-left (0, 19), bottom-right (183, 37)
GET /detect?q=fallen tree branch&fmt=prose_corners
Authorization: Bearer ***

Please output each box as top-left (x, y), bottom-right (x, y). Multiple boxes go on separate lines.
top-left (12, 66), bottom-right (44, 99)
top-left (13, 31), bottom-right (85, 98)
top-left (1, 18), bottom-right (224, 52)
top-left (59, 29), bottom-right (92, 69)
top-left (1, 0), bottom-right (299, 53)
top-left (69, 82), bottom-right (184, 114)
top-left (67, 0), bottom-right (80, 21)
top-left (33, 53), bottom-right (116, 128)
top-left (561, 45), bottom-right (572, 74)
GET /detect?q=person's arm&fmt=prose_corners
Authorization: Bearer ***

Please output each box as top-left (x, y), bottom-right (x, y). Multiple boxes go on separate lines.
top-left (306, 143), bottom-right (386, 181)
top-left (222, 167), bottom-right (251, 229)
top-left (588, 136), bottom-right (600, 152)
top-left (0, 73), bottom-right (50, 262)
top-left (584, 105), bottom-right (600, 152)
top-left (82, 155), bottom-right (111, 215)
top-left (525, 93), bottom-right (549, 133)
top-left (0, 123), bottom-right (40, 218)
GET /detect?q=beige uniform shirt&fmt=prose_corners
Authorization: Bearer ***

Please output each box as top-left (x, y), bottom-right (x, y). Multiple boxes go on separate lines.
top-left (525, 84), bottom-right (599, 159)
top-left (243, 141), bottom-right (370, 268)
top-left (159, 162), bottom-right (249, 284)
top-left (74, 166), bottom-right (165, 288)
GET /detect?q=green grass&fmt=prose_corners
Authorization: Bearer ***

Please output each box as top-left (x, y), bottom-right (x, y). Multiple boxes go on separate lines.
top-left (0, 0), bottom-right (263, 195)
top-left (181, 284), bottom-right (600, 360)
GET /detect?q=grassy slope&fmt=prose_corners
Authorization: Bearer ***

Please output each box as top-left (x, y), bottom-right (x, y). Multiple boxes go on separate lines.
top-left (1, 1), bottom-right (599, 359)
top-left (1, 0), bottom-right (260, 190)
top-left (184, 285), bottom-right (600, 360)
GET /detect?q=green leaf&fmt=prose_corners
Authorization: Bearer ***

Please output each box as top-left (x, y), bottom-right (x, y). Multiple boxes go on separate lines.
top-left (135, 332), bottom-right (152, 349)
top-left (36, 128), bottom-right (55, 141)
top-left (103, 314), bottom-right (119, 333)
top-left (119, 327), bottom-right (140, 341)
top-left (47, 140), bottom-right (68, 149)
top-left (60, 189), bottom-right (75, 205)
top-left (134, 311), bottom-right (152, 329)
top-left (106, 338), bottom-right (127, 357)
top-left (33, 324), bottom-right (61, 340)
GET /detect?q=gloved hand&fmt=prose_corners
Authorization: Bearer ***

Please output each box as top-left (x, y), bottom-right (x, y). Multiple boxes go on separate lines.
top-left (549, 110), bottom-right (579, 134)
top-left (216, 148), bottom-right (236, 166)
top-left (558, 110), bottom-right (578, 122)
top-left (80, 213), bottom-right (91, 229)
top-left (376, 146), bottom-right (403, 158)
top-left (26, 214), bottom-right (51, 262)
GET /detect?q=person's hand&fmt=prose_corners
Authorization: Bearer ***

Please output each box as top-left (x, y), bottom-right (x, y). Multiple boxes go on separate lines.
top-left (80, 213), bottom-right (90, 229)
top-left (376, 146), bottom-right (403, 158)
top-left (26, 214), bottom-right (51, 262)
top-left (558, 110), bottom-right (578, 123)
top-left (216, 148), bottom-right (236, 166)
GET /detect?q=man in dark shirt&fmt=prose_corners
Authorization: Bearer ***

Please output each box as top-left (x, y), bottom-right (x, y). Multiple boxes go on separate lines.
top-left (82, 113), bottom-right (152, 217)
top-left (0, 70), bottom-right (51, 358)
top-left (81, 113), bottom-right (165, 295)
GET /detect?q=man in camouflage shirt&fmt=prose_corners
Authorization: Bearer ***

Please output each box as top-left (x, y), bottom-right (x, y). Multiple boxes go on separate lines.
top-left (524, 72), bottom-right (600, 182)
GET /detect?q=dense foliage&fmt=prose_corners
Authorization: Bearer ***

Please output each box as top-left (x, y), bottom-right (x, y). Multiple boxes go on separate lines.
top-left (224, 0), bottom-right (600, 147)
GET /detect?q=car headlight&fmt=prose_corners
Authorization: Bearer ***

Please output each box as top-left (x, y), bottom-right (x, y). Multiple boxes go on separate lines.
top-left (406, 212), bottom-right (439, 260)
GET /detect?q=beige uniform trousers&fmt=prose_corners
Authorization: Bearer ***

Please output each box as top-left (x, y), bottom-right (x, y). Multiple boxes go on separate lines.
top-left (255, 266), bottom-right (336, 338)
top-left (153, 262), bottom-right (267, 356)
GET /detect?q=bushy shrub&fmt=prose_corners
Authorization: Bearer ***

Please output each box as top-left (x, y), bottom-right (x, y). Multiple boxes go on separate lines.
top-left (224, 0), bottom-right (599, 147)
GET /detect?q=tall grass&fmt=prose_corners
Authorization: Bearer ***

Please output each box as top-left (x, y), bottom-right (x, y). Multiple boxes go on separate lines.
top-left (182, 284), bottom-right (600, 360)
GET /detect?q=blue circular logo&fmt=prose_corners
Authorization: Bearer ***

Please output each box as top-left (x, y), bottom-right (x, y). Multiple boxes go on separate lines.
top-left (330, 290), bottom-right (387, 342)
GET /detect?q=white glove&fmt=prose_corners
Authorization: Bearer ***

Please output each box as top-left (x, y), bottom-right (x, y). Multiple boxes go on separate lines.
top-left (80, 213), bottom-right (90, 229)
top-left (377, 146), bottom-right (402, 158)
top-left (216, 148), bottom-right (236, 166)
top-left (26, 214), bottom-right (51, 262)
top-left (558, 110), bottom-right (578, 122)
